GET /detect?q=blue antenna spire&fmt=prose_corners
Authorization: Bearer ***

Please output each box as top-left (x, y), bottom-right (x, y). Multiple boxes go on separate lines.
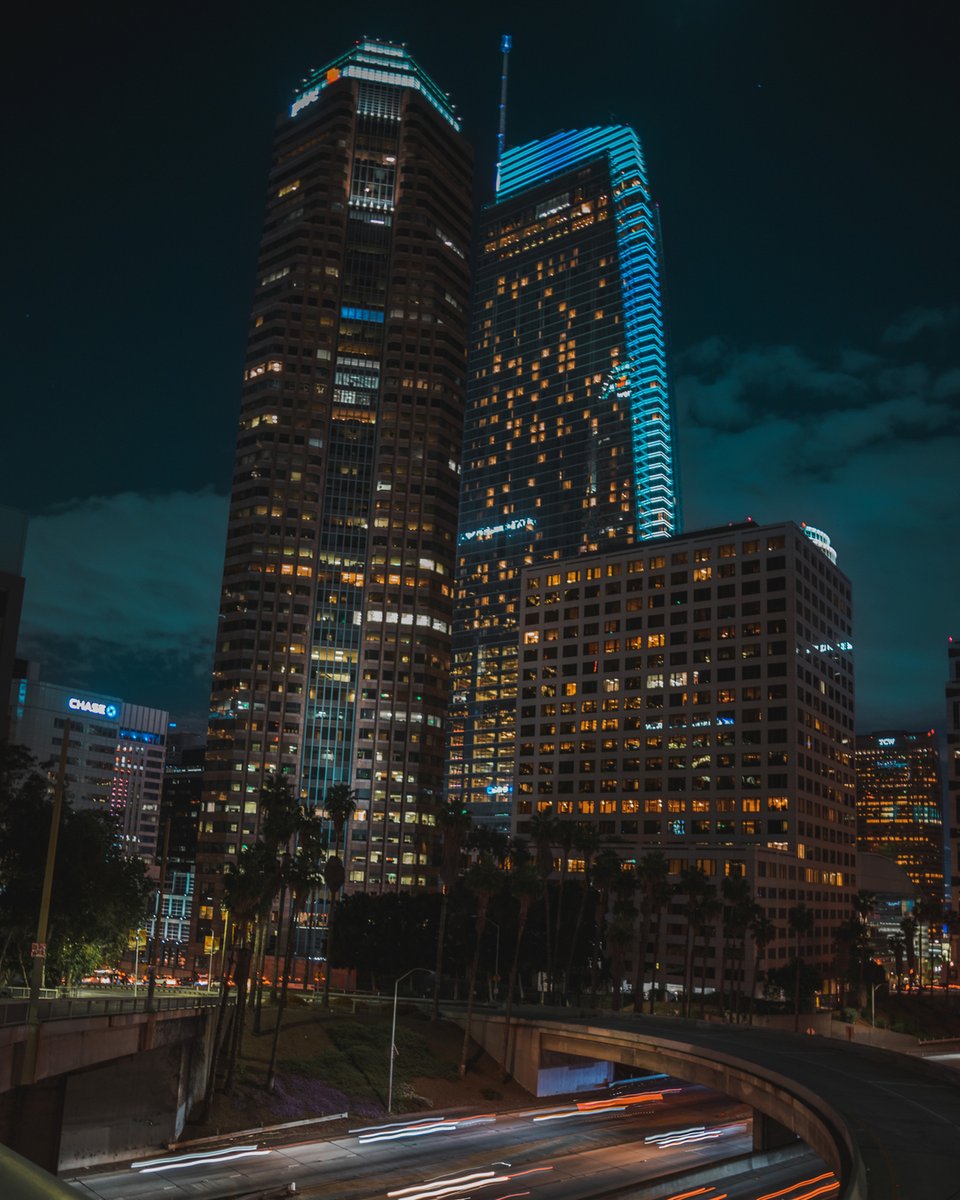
top-left (495, 35), bottom-right (512, 193)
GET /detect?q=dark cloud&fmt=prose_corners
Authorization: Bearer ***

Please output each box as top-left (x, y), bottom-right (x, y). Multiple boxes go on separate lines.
top-left (676, 337), bottom-right (960, 731)
top-left (883, 306), bottom-right (960, 344)
top-left (20, 490), bottom-right (228, 719)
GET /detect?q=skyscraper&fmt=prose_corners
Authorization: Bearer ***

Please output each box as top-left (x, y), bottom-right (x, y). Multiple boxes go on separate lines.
top-left (196, 40), bottom-right (472, 927)
top-left (447, 126), bottom-right (679, 829)
top-left (513, 519), bottom-right (856, 990)
top-left (948, 639), bottom-right (960, 914)
top-left (857, 730), bottom-right (944, 907)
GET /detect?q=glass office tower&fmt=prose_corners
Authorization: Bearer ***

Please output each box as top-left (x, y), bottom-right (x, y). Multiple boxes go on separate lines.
top-left (195, 41), bottom-right (472, 935)
top-left (448, 127), bottom-right (679, 829)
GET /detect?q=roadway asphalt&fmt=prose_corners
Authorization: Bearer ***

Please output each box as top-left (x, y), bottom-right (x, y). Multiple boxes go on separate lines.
top-left (61, 1086), bottom-right (825, 1200)
top-left (542, 1013), bottom-right (960, 1200)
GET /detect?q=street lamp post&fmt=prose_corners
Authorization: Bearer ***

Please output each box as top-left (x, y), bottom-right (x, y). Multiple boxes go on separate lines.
top-left (387, 968), bottom-right (433, 1114)
top-left (871, 981), bottom-right (882, 1027)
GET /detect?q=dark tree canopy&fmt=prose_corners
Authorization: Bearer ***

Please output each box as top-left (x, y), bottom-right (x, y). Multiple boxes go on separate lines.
top-left (0, 743), bottom-right (151, 984)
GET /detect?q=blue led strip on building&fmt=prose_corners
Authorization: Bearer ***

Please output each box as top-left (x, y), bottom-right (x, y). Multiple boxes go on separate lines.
top-left (497, 127), bottom-right (680, 539)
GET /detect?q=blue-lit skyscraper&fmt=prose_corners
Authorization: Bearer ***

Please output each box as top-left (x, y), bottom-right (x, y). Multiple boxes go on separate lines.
top-left (447, 127), bottom-right (680, 829)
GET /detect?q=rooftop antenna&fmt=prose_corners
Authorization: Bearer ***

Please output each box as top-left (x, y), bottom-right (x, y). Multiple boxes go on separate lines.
top-left (495, 34), bottom-right (512, 194)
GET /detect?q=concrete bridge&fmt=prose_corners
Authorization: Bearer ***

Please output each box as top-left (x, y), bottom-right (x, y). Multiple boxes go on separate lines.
top-left (0, 993), bottom-right (219, 1174)
top-left (463, 1009), bottom-right (960, 1200)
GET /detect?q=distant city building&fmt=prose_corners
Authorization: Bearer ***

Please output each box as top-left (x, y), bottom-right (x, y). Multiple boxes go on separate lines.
top-left (513, 519), bottom-right (856, 987)
top-left (448, 126), bottom-right (680, 831)
top-left (152, 731), bottom-right (205, 963)
top-left (946, 638), bottom-right (960, 912)
top-left (195, 39), bottom-right (473, 930)
top-left (0, 507), bottom-right (27, 740)
top-left (856, 730), bottom-right (943, 907)
top-left (9, 663), bottom-right (168, 861)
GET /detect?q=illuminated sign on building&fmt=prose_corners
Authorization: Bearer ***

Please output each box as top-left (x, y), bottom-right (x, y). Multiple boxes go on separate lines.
top-left (485, 784), bottom-right (512, 795)
top-left (460, 518), bottom-right (536, 544)
top-left (877, 737), bottom-right (896, 746)
top-left (67, 696), bottom-right (119, 720)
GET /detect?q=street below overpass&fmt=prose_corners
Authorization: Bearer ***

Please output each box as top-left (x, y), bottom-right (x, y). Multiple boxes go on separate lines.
top-left (62, 1084), bottom-right (828, 1200)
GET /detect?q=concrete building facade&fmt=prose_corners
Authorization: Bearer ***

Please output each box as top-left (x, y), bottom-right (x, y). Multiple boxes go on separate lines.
top-left (513, 519), bottom-right (856, 986)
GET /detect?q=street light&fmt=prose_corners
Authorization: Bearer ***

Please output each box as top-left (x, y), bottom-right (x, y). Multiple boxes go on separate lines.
top-left (871, 981), bottom-right (883, 1027)
top-left (387, 968), bottom-right (434, 1114)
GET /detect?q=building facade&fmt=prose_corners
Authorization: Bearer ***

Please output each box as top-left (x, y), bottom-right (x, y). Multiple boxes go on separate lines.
top-left (448, 126), bottom-right (680, 830)
top-left (948, 639), bottom-right (960, 914)
top-left (9, 664), bottom-right (168, 861)
top-left (196, 40), bottom-right (473, 926)
top-left (856, 730), bottom-right (943, 908)
top-left (513, 519), bottom-right (856, 985)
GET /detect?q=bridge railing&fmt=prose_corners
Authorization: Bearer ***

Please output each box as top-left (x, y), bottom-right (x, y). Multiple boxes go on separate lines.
top-left (0, 992), bottom-right (221, 1027)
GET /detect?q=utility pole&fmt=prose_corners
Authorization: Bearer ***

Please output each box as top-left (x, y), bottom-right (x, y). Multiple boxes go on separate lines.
top-left (18, 719), bottom-right (71, 1085)
top-left (146, 818), bottom-right (171, 1011)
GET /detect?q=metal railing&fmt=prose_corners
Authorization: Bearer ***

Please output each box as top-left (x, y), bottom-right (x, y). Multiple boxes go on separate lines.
top-left (0, 991), bottom-right (221, 1027)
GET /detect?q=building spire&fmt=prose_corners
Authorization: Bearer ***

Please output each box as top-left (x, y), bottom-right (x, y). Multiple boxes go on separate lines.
top-left (495, 35), bottom-right (512, 193)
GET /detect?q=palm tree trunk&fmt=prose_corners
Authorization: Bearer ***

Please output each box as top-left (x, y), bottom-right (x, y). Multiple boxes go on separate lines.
top-left (501, 905), bottom-right (530, 1082)
top-left (224, 939), bottom-right (252, 1093)
top-left (321, 890), bottom-right (337, 1008)
top-left (432, 891), bottom-right (450, 1021)
top-left (271, 878), bottom-right (287, 1002)
top-left (683, 926), bottom-right (695, 1019)
top-left (648, 912), bottom-right (662, 1015)
top-left (203, 947), bottom-right (236, 1112)
top-left (459, 922), bottom-right (486, 1077)
top-left (632, 908), bottom-right (652, 1014)
top-left (564, 878), bottom-right (591, 999)
top-left (542, 884), bottom-right (554, 1001)
top-left (749, 946), bottom-right (763, 1025)
top-left (266, 892), bottom-right (299, 1091)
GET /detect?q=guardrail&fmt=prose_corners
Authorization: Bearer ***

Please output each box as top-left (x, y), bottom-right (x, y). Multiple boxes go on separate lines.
top-left (0, 992), bottom-right (222, 1027)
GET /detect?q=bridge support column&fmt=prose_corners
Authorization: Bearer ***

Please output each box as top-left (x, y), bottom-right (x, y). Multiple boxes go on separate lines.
top-left (0, 1076), bottom-right (65, 1172)
top-left (753, 1107), bottom-right (798, 1152)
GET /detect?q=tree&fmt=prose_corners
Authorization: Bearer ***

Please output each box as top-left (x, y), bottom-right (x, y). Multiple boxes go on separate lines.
top-left (564, 826), bottom-right (601, 1000)
top-left (591, 849), bottom-right (624, 996)
top-left (888, 932), bottom-right (906, 993)
top-left (748, 906), bottom-right (777, 1024)
top-left (0, 743), bottom-right (150, 986)
top-left (432, 804), bottom-right (471, 1019)
top-left (551, 821), bottom-right (577, 993)
top-left (528, 811), bottom-right (558, 998)
top-left (788, 903), bottom-right (816, 1032)
top-left (266, 814), bottom-right (324, 1090)
top-left (900, 914), bottom-right (918, 992)
top-left (719, 872), bottom-right (753, 1019)
top-left (501, 864), bottom-right (541, 1080)
top-left (321, 784), bottom-right (357, 1008)
top-left (257, 773), bottom-right (300, 1007)
top-left (676, 866), bottom-right (714, 1018)
top-left (632, 850), bottom-right (668, 1014)
top-left (459, 859), bottom-right (501, 1076)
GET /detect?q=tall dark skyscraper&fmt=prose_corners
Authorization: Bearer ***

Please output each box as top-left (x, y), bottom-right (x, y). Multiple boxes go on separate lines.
top-left (196, 40), bottom-right (472, 928)
top-left (856, 730), bottom-right (944, 906)
top-left (447, 127), bottom-right (680, 829)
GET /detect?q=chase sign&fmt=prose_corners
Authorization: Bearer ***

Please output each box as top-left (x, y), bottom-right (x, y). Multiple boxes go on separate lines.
top-left (67, 696), bottom-right (119, 720)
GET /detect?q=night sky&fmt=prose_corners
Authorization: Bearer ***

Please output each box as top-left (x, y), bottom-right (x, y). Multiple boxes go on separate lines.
top-left (5, 1), bottom-right (958, 734)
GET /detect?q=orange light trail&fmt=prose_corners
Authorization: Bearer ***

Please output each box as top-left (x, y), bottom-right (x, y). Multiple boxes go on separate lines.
top-left (754, 1173), bottom-right (837, 1200)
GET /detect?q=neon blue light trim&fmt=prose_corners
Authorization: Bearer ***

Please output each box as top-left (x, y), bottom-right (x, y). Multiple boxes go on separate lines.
top-left (340, 305), bottom-right (385, 324)
top-left (291, 40), bottom-right (460, 131)
top-left (497, 127), bottom-right (680, 539)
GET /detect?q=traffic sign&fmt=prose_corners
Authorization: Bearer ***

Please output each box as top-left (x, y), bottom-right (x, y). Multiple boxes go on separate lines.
top-left (31, 943), bottom-right (46, 958)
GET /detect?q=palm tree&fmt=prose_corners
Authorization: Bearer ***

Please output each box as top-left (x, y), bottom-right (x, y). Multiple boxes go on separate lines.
top-left (459, 859), bottom-right (502, 1076)
top-left (632, 850), bottom-right (668, 1014)
top-left (591, 849), bottom-right (624, 997)
top-left (321, 783), bottom-right (357, 1008)
top-left (432, 804), bottom-right (471, 1019)
top-left (719, 873), bottom-right (752, 1018)
top-left (606, 913), bottom-right (634, 1011)
top-left (564, 826), bottom-right (601, 999)
top-left (677, 865), bottom-right (713, 1018)
top-left (551, 821), bottom-right (577, 993)
top-left (748, 906), bottom-right (776, 1024)
top-left (259, 774), bottom-right (301, 1003)
top-left (900, 914), bottom-right (918, 992)
top-left (528, 811), bottom-right (558, 998)
top-left (788, 903), bottom-right (815, 1032)
top-left (501, 863), bottom-right (542, 1080)
top-left (266, 813), bottom-right (324, 1090)
top-left (887, 931), bottom-right (906, 992)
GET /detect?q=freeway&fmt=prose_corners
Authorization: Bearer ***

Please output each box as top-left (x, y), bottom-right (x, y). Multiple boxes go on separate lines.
top-left (62, 1084), bottom-right (824, 1200)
